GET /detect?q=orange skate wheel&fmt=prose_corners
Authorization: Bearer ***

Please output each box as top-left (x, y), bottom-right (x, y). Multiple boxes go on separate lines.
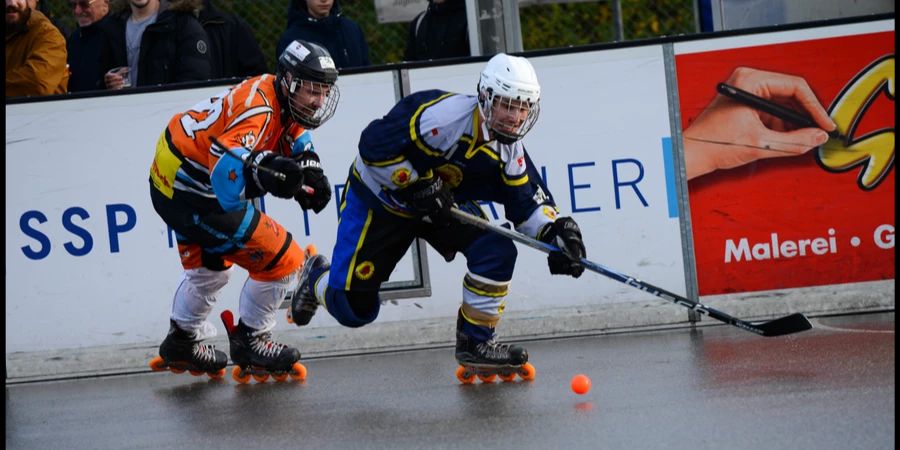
top-left (305, 244), bottom-right (317, 257)
top-left (208, 368), bottom-right (226, 380)
top-left (477, 373), bottom-right (497, 383)
top-left (499, 372), bottom-right (517, 383)
top-left (149, 356), bottom-right (166, 371)
top-left (289, 362), bottom-right (307, 381)
top-left (232, 366), bottom-right (251, 384)
top-left (189, 370), bottom-right (204, 376)
top-left (272, 373), bottom-right (289, 382)
top-left (286, 311), bottom-right (295, 324)
top-left (169, 366), bottom-right (186, 374)
top-left (518, 363), bottom-right (536, 381)
top-left (252, 373), bottom-right (270, 383)
top-left (456, 366), bottom-right (476, 384)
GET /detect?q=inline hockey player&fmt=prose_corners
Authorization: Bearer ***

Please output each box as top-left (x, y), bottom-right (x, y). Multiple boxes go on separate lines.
top-left (148, 40), bottom-right (339, 382)
top-left (288, 53), bottom-right (586, 382)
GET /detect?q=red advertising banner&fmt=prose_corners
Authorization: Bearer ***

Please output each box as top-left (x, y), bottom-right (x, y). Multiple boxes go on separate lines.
top-left (675, 29), bottom-right (894, 295)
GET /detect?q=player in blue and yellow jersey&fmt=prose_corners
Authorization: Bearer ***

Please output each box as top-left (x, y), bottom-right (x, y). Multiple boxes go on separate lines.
top-left (147, 40), bottom-right (339, 382)
top-left (289, 53), bottom-right (586, 380)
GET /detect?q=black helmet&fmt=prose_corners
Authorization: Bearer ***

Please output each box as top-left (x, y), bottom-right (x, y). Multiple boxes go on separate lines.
top-left (275, 40), bottom-right (340, 129)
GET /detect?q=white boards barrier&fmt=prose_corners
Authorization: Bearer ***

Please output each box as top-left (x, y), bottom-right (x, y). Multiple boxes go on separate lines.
top-left (5, 16), bottom-right (893, 380)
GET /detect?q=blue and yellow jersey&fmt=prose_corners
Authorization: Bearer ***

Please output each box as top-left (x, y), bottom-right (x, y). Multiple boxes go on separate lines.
top-left (351, 89), bottom-right (558, 238)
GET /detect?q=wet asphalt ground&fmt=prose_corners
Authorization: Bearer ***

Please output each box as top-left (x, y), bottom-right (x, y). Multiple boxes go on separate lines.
top-left (6, 311), bottom-right (894, 449)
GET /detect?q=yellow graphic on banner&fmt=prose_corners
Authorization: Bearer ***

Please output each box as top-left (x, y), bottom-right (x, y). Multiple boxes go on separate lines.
top-left (818, 55), bottom-right (895, 190)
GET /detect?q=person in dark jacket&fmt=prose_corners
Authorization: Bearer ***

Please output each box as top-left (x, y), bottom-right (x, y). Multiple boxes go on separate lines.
top-left (276, 0), bottom-right (370, 69)
top-left (199, 0), bottom-right (266, 79)
top-left (404, 0), bottom-right (470, 62)
top-left (66, 0), bottom-right (126, 92)
top-left (104, 0), bottom-right (211, 89)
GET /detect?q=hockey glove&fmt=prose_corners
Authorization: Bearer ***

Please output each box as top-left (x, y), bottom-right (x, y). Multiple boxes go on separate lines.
top-left (245, 151), bottom-right (304, 199)
top-left (538, 217), bottom-right (586, 278)
top-left (293, 152), bottom-right (332, 214)
top-left (397, 173), bottom-right (454, 226)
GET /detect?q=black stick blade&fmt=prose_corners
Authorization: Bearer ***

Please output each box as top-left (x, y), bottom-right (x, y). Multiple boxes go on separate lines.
top-left (753, 313), bottom-right (813, 337)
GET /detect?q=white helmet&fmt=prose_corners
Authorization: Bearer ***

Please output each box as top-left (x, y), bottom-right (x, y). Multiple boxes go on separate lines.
top-left (477, 53), bottom-right (541, 144)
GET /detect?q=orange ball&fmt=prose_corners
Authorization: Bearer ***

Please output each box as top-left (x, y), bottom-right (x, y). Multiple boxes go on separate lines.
top-left (571, 374), bottom-right (591, 395)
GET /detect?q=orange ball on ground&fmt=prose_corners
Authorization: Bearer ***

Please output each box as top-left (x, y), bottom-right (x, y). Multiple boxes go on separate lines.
top-left (571, 374), bottom-right (591, 395)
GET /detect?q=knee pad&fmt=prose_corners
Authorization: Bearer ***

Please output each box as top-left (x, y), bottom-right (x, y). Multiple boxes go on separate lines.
top-left (239, 272), bottom-right (296, 332)
top-left (325, 289), bottom-right (380, 328)
top-left (465, 233), bottom-right (518, 281)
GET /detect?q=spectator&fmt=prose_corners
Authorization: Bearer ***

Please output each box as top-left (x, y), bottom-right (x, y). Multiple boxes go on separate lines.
top-left (199, 0), bottom-right (267, 79)
top-left (276, 0), bottom-right (370, 69)
top-left (66, 0), bottom-right (124, 92)
top-left (404, 0), bottom-right (470, 62)
top-left (6, 0), bottom-right (69, 97)
top-left (105, 0), bottom-right (211, 90)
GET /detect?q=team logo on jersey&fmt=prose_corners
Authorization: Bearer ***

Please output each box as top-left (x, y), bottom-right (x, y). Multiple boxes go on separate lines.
top-left (516, 156), bottom-right (525, 168)
top-left (240, 131), bottom-right (257, 149)
top-left (391, 168), bottom-right (412, 187)
top-left (532, 186), bottom-right (549, 205)
top-left (355, 261), bottom-right (375, 281)
top-left (197, 40), bottom-right (208, 55)
top-left (228, 169), bottom-right (238, 182)
top-left (541, 205), bottom-right (558, 221)
top-left (435, 164), bottom-right (463, 187)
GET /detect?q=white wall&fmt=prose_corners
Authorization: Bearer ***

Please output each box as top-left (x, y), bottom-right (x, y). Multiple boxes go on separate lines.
top-left (5, 47), bottom-right (686, 354)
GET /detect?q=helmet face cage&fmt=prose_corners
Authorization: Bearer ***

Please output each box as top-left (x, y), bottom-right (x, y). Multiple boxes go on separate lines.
top-left (480, 88), bottom-right (540, 144)
top-left (283, 74), bottom-right (340, 129)
top-left (276, 40), bottom-right (340, 129)
top-left (477, 53), bottom-right (541, 144)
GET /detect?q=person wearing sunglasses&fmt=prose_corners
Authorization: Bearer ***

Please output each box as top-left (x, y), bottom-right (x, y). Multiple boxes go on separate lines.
top-left (65, 0), bottom-right (126, 92)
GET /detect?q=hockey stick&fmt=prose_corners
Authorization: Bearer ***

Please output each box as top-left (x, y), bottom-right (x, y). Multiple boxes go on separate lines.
top-left (450, 208), bottom-right (812, 337)
top-left (211, 137), bottom-right (286, 181)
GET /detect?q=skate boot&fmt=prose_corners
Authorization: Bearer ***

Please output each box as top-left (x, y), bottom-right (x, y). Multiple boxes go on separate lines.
top-left (287, 249), bottom-right (330, 326)
top-left (148, 320), bottom-right (228, 380)
top-left (220, 310), bottom-right (306, 384)
top-left (454, 314), bottom-right (535, 384)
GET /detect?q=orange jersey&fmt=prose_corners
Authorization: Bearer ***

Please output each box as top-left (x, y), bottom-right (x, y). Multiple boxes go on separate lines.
top-left (150, 74), bottom-right (310, 212)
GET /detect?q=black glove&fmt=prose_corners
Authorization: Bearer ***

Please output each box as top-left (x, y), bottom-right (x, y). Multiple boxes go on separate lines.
top-left (539, 217), bottom-right (586, 278)
top-left (293, 152), bottom-right (332, 214)
top-left (397, 173), bottom-right (454, 226)
top-left (245, 151), bottom-right (304, 199)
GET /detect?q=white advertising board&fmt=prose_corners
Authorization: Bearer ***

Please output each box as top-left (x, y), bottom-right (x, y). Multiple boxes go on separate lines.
top-left (6, 46), bottom-right (688, 355)
top-left (407, 45), bottom-right (688, 312)
top-left (5, 72), bottom-right (400, 353)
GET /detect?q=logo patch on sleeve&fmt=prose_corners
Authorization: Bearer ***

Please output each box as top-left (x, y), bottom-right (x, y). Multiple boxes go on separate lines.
top-left (355, 261), bottom-right (375, 280)
top-left (542, 206), bottom-right (558, 220)
top-left (391, 168), bottom-right (412, 187)
top-left (240, 131), bottom-right (257, 149)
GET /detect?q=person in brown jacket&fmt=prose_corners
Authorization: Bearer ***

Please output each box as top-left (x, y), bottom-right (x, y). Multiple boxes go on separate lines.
top-left (6, 0), bottom-right (69, 97)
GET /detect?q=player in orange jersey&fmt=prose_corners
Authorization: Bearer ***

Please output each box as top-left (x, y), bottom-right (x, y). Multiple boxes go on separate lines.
top-left (147, 40), bottom-right (339, 381)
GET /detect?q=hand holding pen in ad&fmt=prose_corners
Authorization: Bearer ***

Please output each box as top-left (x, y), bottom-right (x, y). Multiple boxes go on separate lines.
top-left (683, 67), bottom-right (840, 180)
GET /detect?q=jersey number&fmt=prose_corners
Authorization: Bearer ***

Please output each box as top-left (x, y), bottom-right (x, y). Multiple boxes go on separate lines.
top-left (179, 91), bottom-right (227, 139)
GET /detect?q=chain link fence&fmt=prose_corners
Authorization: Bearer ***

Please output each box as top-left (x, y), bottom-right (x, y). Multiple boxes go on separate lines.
top-left (44, 0), bottom-right (696, 72)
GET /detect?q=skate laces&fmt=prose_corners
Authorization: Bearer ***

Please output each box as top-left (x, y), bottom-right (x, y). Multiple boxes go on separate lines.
top-left (250, 332), bottom-right (286, 359)
top-left (476, 339), bottom-right (512, 360)
top-left (192, 343), bottom-right (219, 363)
